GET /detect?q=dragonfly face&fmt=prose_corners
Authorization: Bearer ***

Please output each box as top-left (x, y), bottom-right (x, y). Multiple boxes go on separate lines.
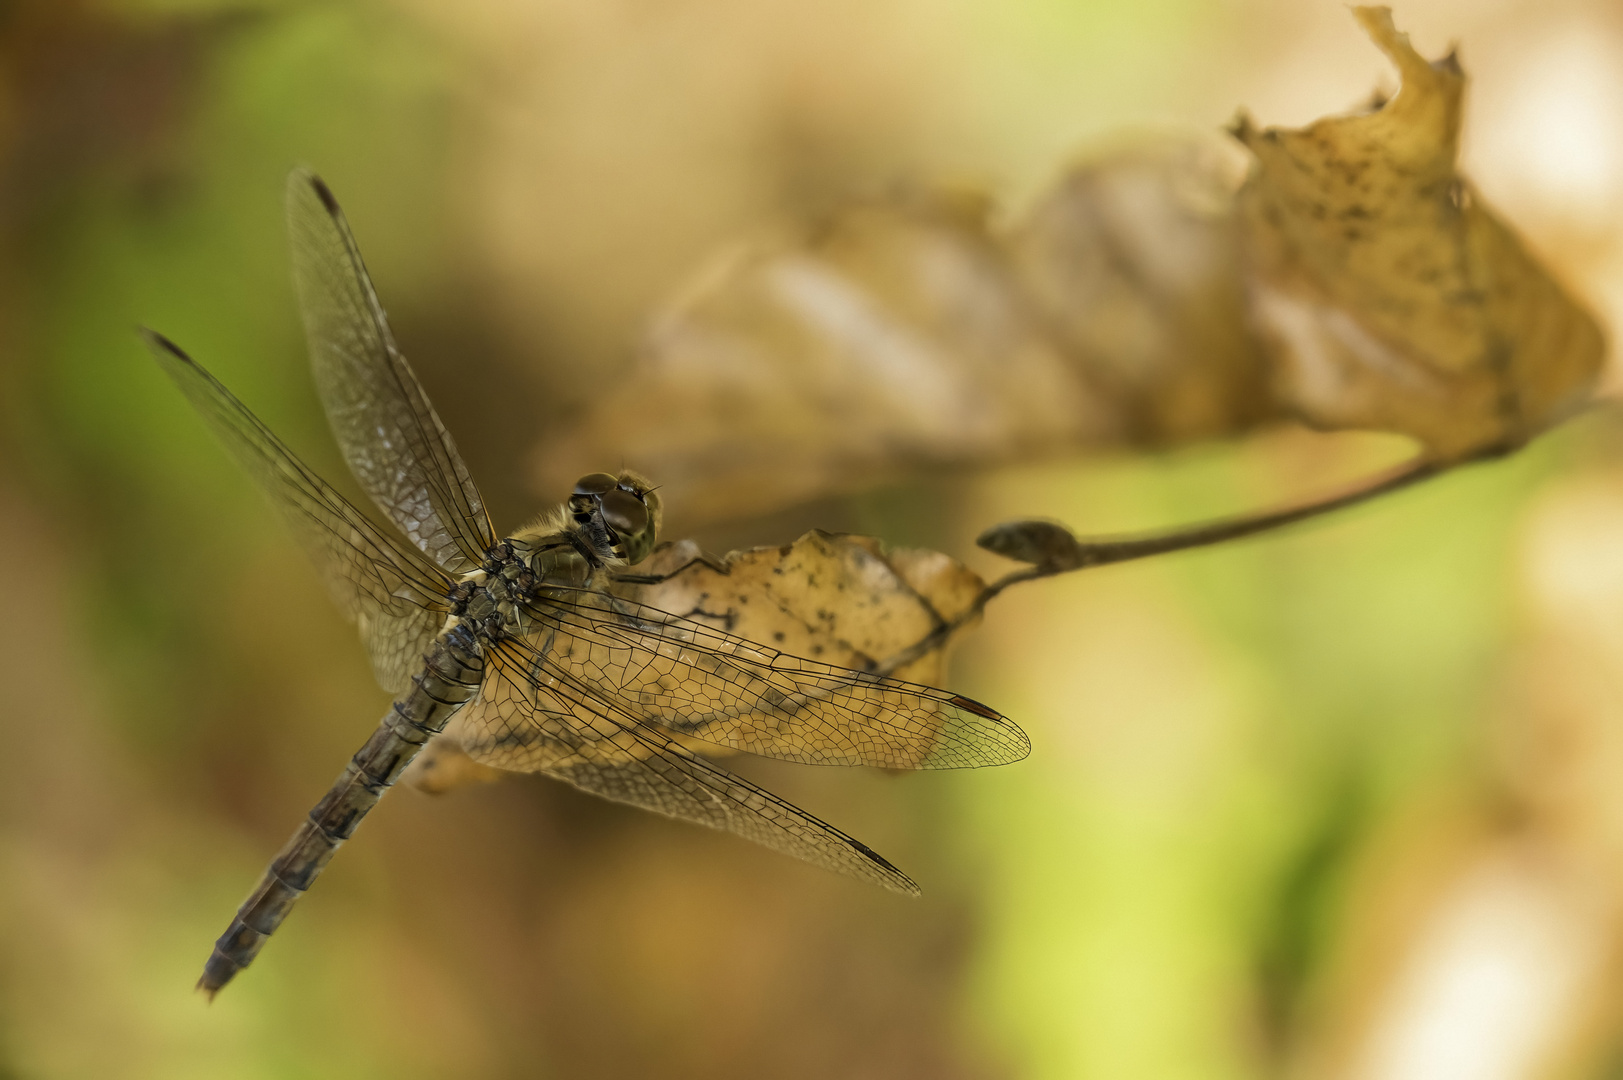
top-left (142, 170), bottom-right (1028, 999)
top-left (563, 470), bottom-right (662, 566)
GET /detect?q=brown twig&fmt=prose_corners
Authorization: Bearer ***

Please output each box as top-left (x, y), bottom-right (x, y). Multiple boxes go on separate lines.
top-left (876, 451), bottom-right (1492, 677)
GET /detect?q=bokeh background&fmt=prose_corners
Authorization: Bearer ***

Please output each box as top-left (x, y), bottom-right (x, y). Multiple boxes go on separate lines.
top-left (3, 0), bottom-right (1623, 1077)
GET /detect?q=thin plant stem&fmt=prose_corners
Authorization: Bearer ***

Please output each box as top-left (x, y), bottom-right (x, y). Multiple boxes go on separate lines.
top-left (876, 451), bottom-right (1487, 677)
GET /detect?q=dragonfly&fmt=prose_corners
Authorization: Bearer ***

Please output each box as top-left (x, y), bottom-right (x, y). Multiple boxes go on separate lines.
top-left (143, 170), bottom-right (1030, 999)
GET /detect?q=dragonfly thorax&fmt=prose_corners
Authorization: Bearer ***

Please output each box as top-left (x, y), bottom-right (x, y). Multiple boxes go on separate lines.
top-left (454, 470), bottom-right (662, 644)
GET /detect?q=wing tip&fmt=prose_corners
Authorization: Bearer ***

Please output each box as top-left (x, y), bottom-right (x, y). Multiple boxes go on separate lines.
top-left (286, 166), bottom-right (341, 217)
top-left (308, 172), bottom-right (341, 216)
top-left (849, 837), bottom-right (922, 897)
top-left (139, 327), bottom-right (194, 367)
top-left (945, 692), bottom-right (1032, 764)
top-left (947, 693), bottom-right (1002, 721)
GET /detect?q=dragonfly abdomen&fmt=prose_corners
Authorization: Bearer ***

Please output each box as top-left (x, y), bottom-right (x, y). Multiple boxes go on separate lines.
top-left (197, 625), bottom-right (485, 999)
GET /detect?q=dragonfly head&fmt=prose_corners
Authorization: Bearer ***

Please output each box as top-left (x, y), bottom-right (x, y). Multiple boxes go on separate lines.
top-left (567, 470), bottom-right (662, 565)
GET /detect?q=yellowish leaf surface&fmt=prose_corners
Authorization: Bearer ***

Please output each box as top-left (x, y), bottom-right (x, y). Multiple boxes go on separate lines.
top-left (400, 737), bottom-right (506, 794)
top-left (404, 531), bottom-right (986, 791)
top-left (1233, 6), bottom-right (1605, 458)
top-left (611, 531), bottom-right (983, 688)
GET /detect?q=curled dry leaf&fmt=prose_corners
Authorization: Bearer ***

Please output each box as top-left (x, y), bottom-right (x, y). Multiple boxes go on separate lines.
top-left (1007, 134), bottom-right (1276, 446)
top-left (1232, 6), bottom-right (1605, 459)
top-left (401, 738), bottom-right (506, 794)
top-left (531, 135), bottom-right (1277, 527)
top-left (404, 531), bottom-right (986, 792)
top-left (611, 531), bottom-right (985, 687)
top-left (533, 197), bottom-right (1102, 527)
top-left (529, 7), bottom-right (1603, 528)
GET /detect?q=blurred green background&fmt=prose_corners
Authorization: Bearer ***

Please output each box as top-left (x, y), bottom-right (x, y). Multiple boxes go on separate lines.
top-left (3, 1), bottom-right (1623, 1077)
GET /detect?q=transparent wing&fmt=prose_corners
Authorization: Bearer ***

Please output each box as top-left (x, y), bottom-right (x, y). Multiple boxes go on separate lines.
top-left (512, 588), bottom-right (1029, 770)
top-left (457, 642), bottom-right (920, 895)
top-left (143, 331), bottom-right (453, 693)
top-left (358, 607), bottom-right (451, 696)
top-left (286, 169), bottom-right (496, 574)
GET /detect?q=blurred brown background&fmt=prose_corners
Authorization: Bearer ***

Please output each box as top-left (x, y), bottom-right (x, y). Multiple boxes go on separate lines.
top-left (3, 1), bottom-right (1623, 1077)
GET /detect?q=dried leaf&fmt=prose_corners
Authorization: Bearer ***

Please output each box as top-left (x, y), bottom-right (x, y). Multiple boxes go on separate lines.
top-left (527, 9), bottom-right (1603, 526)
top-left (1008, 134), bottom-right (1276, 444)
top-left (530, 135), bottom-right (1278, 526)
top-left (407, 531), bottom-right (987, 791)
top-left (401, 738), bottom-right (506, 794)
top-left (884, 545), bottom-right (985, 625)
top-left (533, 198), bottom-right (1107, 525)
top-left (1232, 6), bottom-right (1605, 459)
top-left (611, 530), bottom-right (984, 688)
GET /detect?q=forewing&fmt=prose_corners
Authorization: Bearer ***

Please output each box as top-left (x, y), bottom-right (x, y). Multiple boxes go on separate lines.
top-left (286, 169), bottom-right (496, 573)
top-left (518, 588), bottom-right (1028, 770)
top-left (143, 331), bottom-right (453, 693)
top-left (452, 642), bottom-right (920, 895)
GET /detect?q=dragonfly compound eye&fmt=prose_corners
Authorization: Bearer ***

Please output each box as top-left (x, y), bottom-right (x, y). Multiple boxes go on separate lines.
top-left (600, 488), bottom-right (655, 564)
top-left (601, 488), bottom-right (649, 536)
top-left (573, 472), bottom-right (618, 496)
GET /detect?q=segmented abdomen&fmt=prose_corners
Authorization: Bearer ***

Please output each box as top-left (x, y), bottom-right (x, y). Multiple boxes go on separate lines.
top-left (197, 624), bottom-right (484, 998)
